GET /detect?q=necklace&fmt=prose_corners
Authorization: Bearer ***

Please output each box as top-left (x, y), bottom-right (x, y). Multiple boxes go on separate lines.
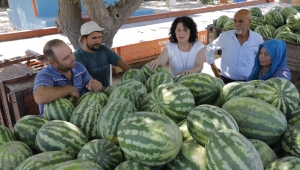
top-left (178, 44), bottom-right (190, 71)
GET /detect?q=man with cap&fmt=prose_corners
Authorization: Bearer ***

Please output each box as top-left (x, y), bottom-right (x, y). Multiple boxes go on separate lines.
top-left (74, 21), bottom-right (131, 87)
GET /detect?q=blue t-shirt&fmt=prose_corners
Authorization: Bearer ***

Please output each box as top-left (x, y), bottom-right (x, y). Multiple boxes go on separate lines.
top-left (74, 45), bottom-right (120, 87)
top-left (33, 62), bottom-right (91, 117)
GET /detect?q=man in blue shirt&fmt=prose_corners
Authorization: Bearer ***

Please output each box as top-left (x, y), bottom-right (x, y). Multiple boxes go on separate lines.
top-left (205, 9), bottom-right (264, 84)
top-left (33, 39), bottom-right (103, 116)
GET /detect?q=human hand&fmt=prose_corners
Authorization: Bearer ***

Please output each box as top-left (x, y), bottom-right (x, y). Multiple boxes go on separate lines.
top-left (86, 79), bottom-right (103, 92)
top-left (211, 66), bottom-right (221, 78)
top-left (69, 87), bottom-right (80, 103)
top-left (178, 69), bottom-right (194, 75)
top-left (149, 59), bottom-right (161, 70)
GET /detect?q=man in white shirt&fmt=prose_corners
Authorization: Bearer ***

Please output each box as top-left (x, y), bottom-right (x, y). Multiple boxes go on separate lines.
top-left (205, 9), bottom-right (264, 84)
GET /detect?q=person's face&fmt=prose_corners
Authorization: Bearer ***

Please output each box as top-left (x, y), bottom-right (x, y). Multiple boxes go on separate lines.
top-left (84, 31), bottom-right (103, 51)
top-left (234, 13), bottom-right (251, 35)
top-left (51, 43), bottom-right (76, 72)
top-left (175, 22), bottom-right (190, 43)
top-left (259, 47), bottom-right (272, 67)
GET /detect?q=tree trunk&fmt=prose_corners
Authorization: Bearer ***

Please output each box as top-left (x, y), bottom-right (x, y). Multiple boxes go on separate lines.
top-left (82, 0), bottom-right (143, 47)
top-left (56, 0), bottom-right (84, 50)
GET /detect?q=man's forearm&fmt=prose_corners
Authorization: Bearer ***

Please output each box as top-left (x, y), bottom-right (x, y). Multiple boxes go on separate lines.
top-left (34, 86), bottom-right (75, 104)
top-left (118, 59), bottom-right (131, 72)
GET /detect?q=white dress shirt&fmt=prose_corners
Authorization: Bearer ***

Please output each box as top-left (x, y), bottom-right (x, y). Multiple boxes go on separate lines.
top-left (205, 30), bottom-right (263, 80)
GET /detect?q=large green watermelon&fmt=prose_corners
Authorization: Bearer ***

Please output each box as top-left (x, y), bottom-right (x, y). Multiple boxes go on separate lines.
top-left (282, 125), bottom-right (300, 157)
top-left (0, 125), bottom-right (15, 146)
top-left (122, 68), bottom-right (146, 84)
top-left (145, 72), bottom-right (173, 92)
top-left (49, 159), bottom-right (104, 170)
top-left (44, 97), bottom-right (74, 121)
top-left (286, 12), bottom-right (300, 32)
top-left (250, 7), bottom-right (263, 18)
top-left (216, 15), bottom-right (230, 28)
top-left (264, 11), bottom-right (285, 28)
top-left (265, 156), bottom-right (300, 170)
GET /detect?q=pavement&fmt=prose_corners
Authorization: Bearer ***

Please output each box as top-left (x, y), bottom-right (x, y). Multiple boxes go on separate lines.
top-left (0, 1), bottom-right (281, 79)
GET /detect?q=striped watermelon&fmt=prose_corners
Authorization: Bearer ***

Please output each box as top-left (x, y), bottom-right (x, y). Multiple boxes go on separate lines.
top-left (44, 97), bottom-right (74, 121)
top-left (115, 160), bottom-right (154, 170)
top-left (77, 92), bottom-right (108, 107)
top-left (254, 25), bottom-right (275, 39)
top-left (0, 141), bottom-right (33, 170)
top-left (223, 19), bottom-right (234, 30)
top-left (140, 92), bottom-right (153, 111)
top-left (292, 5), bottom-right (300, 11)
top-left (187, 104), bottom-right (239, 146)
top-left (105, 79), bottom-right (147, 97)
top-left (70, 101), bottom-right (102, 141)
top-left (173, 74), bottom-right (184, 82)
top-left (287, 106), bottom-right (300, 128)
top-left (144, 82), bottom-right (195, 123)
top-left (141, 63), bottom-right (170, 79)
top-left (282, 125), bottom-right (300, 157)
top-left (217, 81), bottom-right (255, 107)
top-left (97, 98), bottom-right (137, 144)
top-left (107, 86), bottom-right (141, 110)
top-left (286, 12), bottom-right (300, 32)
top-left (248, 79), bottom-right (264, 88)
top-left (276, 31), bottom-right (300, 43)
top-left (216, 15), bottom-right (230, 28)
top-left (49, 159), bottom-right (104, 170)
top-left (265, 24), bottom-right (276, 34)
top-left (265, 156), bottom-right (300, 170)
top-left (122, 68), bottom-right (146, 84)
top-left (35, 120), bottom-right (88, 158)
top-left (249, 139), bottom-right (278, 168)
top-left (15, 151), bottom-right (73, 170)
top-left (274, 25), bottom-right (292, 37)
top-left (280, 7), bottom-right (298, 22)
top-left (222, 97), bottom-right (287, 146)
top-left (166, 142), bottom-right (208, 170)
top-left (145, 72), bottom-right (173, 92)
top-left (205, 129), bottom-right (264, 170)
top-left (0, 125), bottom-right (15, 146)
top-left (177, 119), bottom-right (194, 142)
top-left (177, 73), bottom-right (224, 106)
top-left (117, 111), bottom-right (182, 166)
top-left (77, 139), bottom-right (123, 170)
top-left (269, 6), bottom-right (282, 13)
top-left (13, 115), bottom-right (48, 152)
top-left (264, 11), bottom-right (285, 28)
top-left (253, 78), bottom-right (299, 117)
top-left (249, 16), bottom-right (265, 31)
top-left (250, 7), bottom-right (263, 18)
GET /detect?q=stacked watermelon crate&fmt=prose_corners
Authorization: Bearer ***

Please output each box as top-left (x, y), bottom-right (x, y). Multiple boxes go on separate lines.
top-left (209, 5), bottom-right (300, 91)
top-left (1, 62), bottom-right (300, 169)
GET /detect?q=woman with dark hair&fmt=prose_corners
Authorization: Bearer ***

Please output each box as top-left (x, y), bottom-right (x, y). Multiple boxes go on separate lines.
top-left (149, 16), bottom-right (206, 78)
top-left (247, 39), bottom-right (291, 81)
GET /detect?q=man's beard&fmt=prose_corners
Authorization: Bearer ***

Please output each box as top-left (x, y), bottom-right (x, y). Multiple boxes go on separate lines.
top-left (234, 28), bottom-right (243, 35)
top-left (87, 43), bottom-right (100, 51)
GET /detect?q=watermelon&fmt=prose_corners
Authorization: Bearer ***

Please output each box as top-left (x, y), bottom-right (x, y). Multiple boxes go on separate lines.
top-left (0, 141), bottom-right (33, 170)
top-left (266, 156), bottom-right (300, 170)
top-left (0, 125), bottom-right (15, 146)
top-left (77, 91), bottom-right (108, 107)
top-left (177, 73), bottom-right (224, 106)
top-left (269, 6), bottom-right (282, 13)
top-left (223, 19), bottom-right (234, 30)
top-left (276, 31), bottom-right (300, 43)
top-left (265, 24), bottom-right (276, 34)
top-left (35, 120), bottom-right (88, 158)
top-left (249, 16), bottom-right (265, 31)
top-left (70, 101), bottom-right (102, 141)
top-left (264, 11), bottom-right (285, 28)
top-left (141, 63), bottom-right (170, 79)
top-left (13, 115), bottom-right (48, 151)
top-left (140, 92), bottom-right (153, 111)
top-left (44, 97), bottom-right (74, 121)
top-left (254, 25), bottom-right (275, 39)
top-left (288, 106), bottom-right (300, 128)
top-left (217, 81), bottom-right (255, 107)
top-left (49, 159), bottom-right (104, 170)
top-left (274, 25), bottom-right (292, 37)
top-left (282, 125), bottom-right (300, 157)
top-left (206, 129), bottom-right (264, 170)
top-left (117, 111), bottom-right (182, 166)
top-left (286, 12), bottom-right (300, 32)
top-left (222, 97), bottom-right (287, 146)
top-left (166, 142), bottom-right (208, 170)
top-left (250, 7), bottom-right (263, 18)
top-left (216, 15), bottom-right (230, 28)
top-left (144, 82), bottom-right (195, 123)
top-left (115, 160), bottom-right (154, 170)
top-left (292, 5), bottom-right (300, 11)
top-left (248, 79), bottom-right (264, 88)
top-left (280, 7), bottom-right (298, 22)
top-left (104, 79), bottom-right (147, 97)
top-left (77, 139), bottom-right (123, 170)
top-left (173, 74), bottom-right (184, 82)
top-left (145, 72), bottom-right (173, 92)
top-left (177, 119), bottom-right (194, 142)
top-left (253, 78), bottom-right (299, 117)
top-left (249, 139), bottom-right (278, 168)
top-left (97, 98), bottom-right (137, 144)
top-left (122, 69), bottom-right (146, 84)
top-left (187, 104), bottom-right (238, 146)
top-left (107, 86), bottom-right (141, 110)
top-left (15, 151), bottom-right (73, 170)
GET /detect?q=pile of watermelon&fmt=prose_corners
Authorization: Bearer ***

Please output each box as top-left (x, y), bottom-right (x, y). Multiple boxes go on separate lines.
top-left (1, 63), bottom-right (300, 169)
top-left (216, 5), bottom-right (300, 43)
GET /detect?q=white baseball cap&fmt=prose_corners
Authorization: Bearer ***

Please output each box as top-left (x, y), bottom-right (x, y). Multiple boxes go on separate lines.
top-left (80, 21), bottom-right (105, 41)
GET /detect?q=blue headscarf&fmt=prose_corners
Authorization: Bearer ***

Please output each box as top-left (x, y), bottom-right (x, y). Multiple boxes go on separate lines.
top-left (247, 39), bottom-right (287, 81)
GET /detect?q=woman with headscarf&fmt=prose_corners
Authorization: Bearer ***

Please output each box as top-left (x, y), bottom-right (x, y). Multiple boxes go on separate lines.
top-left (247, 39), bottom-right (291, 81)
